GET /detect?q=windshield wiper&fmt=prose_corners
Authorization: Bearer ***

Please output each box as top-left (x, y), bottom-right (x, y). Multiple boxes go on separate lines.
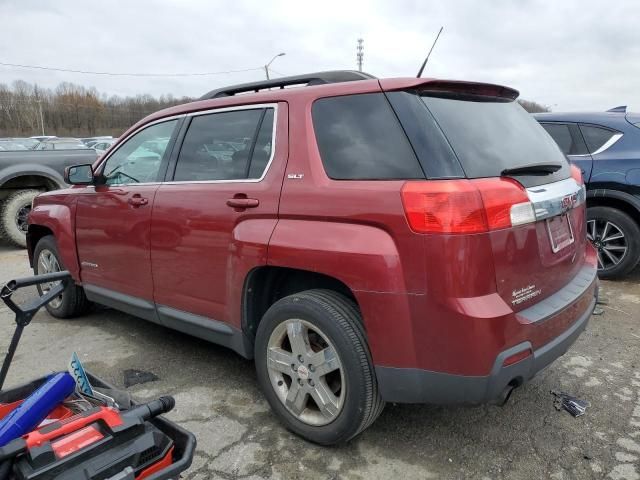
top-left (501, 163), bottom-right (562, 176)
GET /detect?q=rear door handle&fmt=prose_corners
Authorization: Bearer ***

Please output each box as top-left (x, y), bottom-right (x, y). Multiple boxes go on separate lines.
top-left (128, 195), bottom-right (149, 207)
top-left (226, 198), bottom-right (259, 209)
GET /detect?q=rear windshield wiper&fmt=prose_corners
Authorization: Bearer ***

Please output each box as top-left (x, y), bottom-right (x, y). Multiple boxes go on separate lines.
top-left (501, 163), bottom-right (562, 176)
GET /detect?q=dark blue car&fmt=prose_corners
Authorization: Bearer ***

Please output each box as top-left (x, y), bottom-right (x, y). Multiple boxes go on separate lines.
top-left (535, 107), bottom-right (640, 278)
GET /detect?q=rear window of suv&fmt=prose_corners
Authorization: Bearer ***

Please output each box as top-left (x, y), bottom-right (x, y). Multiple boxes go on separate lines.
top-left (417, 93), bottom-right (569, 182)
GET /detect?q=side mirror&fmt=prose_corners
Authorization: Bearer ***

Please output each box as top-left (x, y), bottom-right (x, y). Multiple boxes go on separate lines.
top-left (64, 164), bottom-right (94, 185)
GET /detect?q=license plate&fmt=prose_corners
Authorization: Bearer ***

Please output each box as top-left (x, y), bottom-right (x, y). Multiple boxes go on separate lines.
top-left (546, 214), bottom-right (574, 253)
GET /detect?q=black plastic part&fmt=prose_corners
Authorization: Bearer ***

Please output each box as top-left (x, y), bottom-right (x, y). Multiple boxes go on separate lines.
top-left (376, 293), bottom-right (596, 404)
top-left (0, 272), bottom-right (71, 392)
top-left (200, 70), bottom-right (376, 99)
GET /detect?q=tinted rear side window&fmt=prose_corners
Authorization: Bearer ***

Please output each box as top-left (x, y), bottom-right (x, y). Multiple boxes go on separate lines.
top-left (579, 124), bottom-right (617, 153)
top-left (312, 93), bottom-right (424, 180)
top-left (540, 123), bottom-right (573, 154)
top-left (174, 108), bottom-right (272, 182)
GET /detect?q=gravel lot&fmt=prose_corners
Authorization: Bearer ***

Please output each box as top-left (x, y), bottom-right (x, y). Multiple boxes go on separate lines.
top-left (1, 241), bottom-right (639, 480)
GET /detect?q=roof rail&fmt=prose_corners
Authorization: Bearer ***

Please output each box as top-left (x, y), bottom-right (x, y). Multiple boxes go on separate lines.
top-left (607, 105), bottom-right (627, 113)
top-left (200, 70), bottom-right (377, 100)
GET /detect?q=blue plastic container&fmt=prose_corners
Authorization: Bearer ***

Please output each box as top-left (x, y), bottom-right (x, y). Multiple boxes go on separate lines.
top-left (0, 372), bottom-right (75, 447)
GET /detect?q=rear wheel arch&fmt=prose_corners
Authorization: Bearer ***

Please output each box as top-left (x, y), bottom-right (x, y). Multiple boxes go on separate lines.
top-left (0, 173), bottom-right (62, 194)
top-left (242, 266), bottom-right (361, 340)
top-left (586, 190), bottom-right (640, 227)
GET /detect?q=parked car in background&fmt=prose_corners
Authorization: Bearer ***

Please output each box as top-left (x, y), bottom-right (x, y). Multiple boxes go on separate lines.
top-left (28, 71), bottom-right (597, 445)
top-left (0, 148), bottom-right (97, 246)
top-left (81, 136), bottom-right (113, 146)
top-left (0, 138), bottom-right (40, 150)
top-left (0, 140), bottom-right (28, 151)
top-left (33, 138), bottom-right (90, 150)
top-left (30, 135), bottom-right (57, 142)
top-left (92, 138), bottom-right (117, 155)
top-left (535, 107), bottom-right (640, 278)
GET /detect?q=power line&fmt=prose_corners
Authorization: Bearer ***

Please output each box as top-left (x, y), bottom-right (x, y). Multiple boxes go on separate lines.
top-left (0, 61), bottom-right (263, 77)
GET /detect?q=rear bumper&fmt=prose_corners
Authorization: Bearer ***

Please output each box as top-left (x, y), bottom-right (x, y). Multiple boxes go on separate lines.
top-left (376, 279), bottom-right (597, 404)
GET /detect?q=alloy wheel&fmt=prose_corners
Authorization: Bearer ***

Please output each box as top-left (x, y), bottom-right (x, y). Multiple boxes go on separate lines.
top-left (36, 249), bottom-right (63, 309)
top-left (266, 318), bottom-right (345, 426)
top-left (587, 218), bottom-right (628, 271)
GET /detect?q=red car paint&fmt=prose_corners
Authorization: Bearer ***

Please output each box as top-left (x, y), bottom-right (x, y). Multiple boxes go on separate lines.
top-left (27, 75), bottom-right (597, 393)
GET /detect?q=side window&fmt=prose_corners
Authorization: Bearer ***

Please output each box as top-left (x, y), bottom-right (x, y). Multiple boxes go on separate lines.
top-left (101, 120), bottom-right (177, 185)
top-left (312, 93), bottom-right (424, 180)
top-left (541, 123), bottom-right (575, 155)
top-left (173, 108), bottom-right (273, 182)
top-left (579, 124), bottom-right (619, 153)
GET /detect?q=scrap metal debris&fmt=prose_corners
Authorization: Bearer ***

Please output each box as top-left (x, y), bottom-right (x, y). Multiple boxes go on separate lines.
top-left (551, 390), bottom-right (590, 417)
top-left (123, 369), bottom-right (159, 388)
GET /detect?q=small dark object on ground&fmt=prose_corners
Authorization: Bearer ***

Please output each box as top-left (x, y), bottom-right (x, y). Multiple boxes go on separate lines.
top-left (551, 390), bottom-right (590, 417)
top-left (123, 369), bottom-right (159, 388)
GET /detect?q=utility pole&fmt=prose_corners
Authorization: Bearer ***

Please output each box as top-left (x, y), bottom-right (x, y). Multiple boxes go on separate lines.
top-left (37, 100), bottom-right (44, 136)
top-left (357, 38), bottom-right (364, 72)
top-left (34, 86), bottom-right (45, 135)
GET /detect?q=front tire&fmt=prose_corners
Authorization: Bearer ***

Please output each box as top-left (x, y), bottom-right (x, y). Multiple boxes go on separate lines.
top-left (0, 189), bottom-right (40, 248)
top-left (587, 206), bottom-right (640, 279)
top-left (255, 289), bottom-right (384, 445)
top-left (33, 235), bottom-right (91, 318)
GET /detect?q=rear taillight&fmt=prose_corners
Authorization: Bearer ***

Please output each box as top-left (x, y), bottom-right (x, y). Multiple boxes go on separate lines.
top-left (570, 164), bottom-right (583, 184)
top-left (401, 178), bottom-right (535, 234)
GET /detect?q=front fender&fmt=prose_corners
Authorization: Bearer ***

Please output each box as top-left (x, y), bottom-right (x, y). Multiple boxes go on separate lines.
top-left (28, 196), bottom-right (80, 282)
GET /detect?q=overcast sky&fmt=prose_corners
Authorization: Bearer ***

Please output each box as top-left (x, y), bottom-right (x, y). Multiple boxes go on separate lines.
top-left (1, 0), bottom-right (638, 111)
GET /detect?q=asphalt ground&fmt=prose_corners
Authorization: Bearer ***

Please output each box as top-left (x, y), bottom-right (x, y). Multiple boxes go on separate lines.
top-left (0, 241), bottom-right (639, 480)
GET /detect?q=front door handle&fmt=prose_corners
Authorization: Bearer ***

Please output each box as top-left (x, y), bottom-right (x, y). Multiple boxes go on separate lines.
top-left (226, 198), bottom-right (259, 209)
top-left (128, 195), bottom-right (149, 207)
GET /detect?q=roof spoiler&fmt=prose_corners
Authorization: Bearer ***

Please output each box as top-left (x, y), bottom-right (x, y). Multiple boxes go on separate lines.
top-left (200, 70), bottom-right (376, 100)
top-left (607, 105), bottom-right (627, 113)
top-left (404, 80), bottom-right (520, 101)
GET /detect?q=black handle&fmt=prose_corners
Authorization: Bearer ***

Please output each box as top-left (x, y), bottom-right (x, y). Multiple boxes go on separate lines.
top-left (0, 272), bottom-right (71, 392)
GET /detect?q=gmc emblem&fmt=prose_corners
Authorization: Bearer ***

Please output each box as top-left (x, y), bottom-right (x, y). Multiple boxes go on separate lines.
top-left (561, 193), bottom-right (578, 210)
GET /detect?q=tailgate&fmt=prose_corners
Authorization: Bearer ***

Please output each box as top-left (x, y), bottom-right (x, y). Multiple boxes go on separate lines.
top-left (490, 177), bottom-right (588, 311)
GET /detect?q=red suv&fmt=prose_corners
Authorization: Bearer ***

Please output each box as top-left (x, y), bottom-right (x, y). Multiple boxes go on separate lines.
top-left (27, 71), bottom-right (598, 445)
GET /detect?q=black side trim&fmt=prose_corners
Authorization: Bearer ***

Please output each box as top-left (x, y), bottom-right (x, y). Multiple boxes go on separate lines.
top-left (84, 284), bottom-right (159, 324)
top-left (84, 285), bottom-right (254, 358)
top-left (156, 305), bottom-right (253, 358)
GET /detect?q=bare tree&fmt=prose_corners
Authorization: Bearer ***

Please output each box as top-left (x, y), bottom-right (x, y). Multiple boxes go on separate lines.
top-left (0, 80), bottom-right (192, 137)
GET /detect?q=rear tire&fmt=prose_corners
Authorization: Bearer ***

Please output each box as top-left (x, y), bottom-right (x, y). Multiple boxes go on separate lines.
top-left (0, 189), bottom-right (40, 248)
top-left (255, 289), bottom-right (384, 445)
top-left (587, 206), bottom-right (640, 279)
top-left (33, 235), bottom-right (91, 318)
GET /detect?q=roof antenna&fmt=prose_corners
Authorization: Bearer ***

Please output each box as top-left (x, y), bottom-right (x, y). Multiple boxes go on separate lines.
top-left (417, 27), bottom-right (443, 78)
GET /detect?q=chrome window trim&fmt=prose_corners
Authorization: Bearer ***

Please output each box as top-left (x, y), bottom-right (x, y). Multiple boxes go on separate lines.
top-left (94, 103), bottom-right (278, 187)
top-left (167, 103), bottom-right (278, 185)
top-left (526, 177), bottom-right (586, 221)
top-left (591, 132), bottom-right (623, 155)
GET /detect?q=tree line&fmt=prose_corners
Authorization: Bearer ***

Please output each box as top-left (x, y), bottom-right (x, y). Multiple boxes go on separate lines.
top-left (0, 80), bottom-right (550, 138)
top-left (0, 80), bottom-right (193, 137)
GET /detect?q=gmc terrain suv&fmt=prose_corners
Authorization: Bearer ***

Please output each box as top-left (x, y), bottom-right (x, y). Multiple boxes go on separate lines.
top-left (27, 71), bottom-right (598, 444)
top-left (535, 107), bottom-right (640, 278)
